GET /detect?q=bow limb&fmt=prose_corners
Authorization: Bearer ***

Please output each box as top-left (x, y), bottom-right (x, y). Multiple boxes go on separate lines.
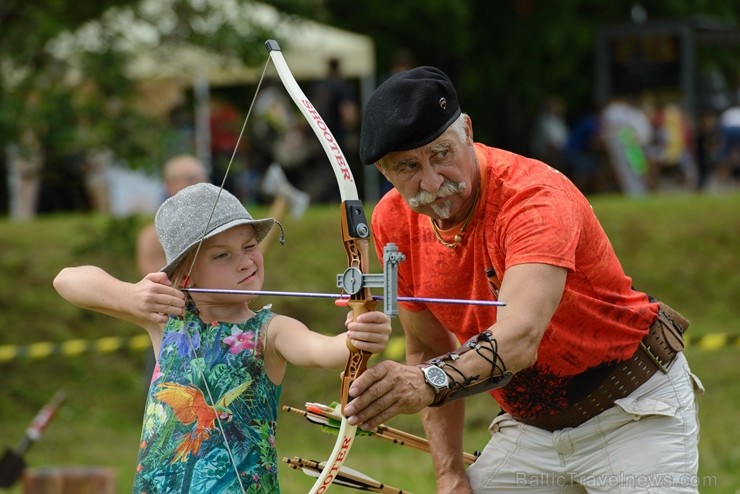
top-left (265, 39), bottom-right (375, 493)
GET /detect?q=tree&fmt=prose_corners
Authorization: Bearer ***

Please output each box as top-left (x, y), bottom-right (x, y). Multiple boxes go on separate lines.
top-left (0, 0), bottom-right (274, 216)
top-left (264, 0), bottom-right (740, 152)
top-left (3, 0), bottom-right (738, 215)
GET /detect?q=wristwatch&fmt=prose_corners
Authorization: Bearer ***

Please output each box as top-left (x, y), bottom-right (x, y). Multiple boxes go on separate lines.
top-left (419, 364), bottom-right (450, 397)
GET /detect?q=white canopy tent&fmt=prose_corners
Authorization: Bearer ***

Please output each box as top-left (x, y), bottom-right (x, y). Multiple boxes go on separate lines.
top-left (124, 5), bottom-right (376, 84)
top-left (49, 0), bottom-right (376, 84)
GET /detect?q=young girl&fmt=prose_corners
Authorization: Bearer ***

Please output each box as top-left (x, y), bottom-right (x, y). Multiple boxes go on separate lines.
top-left (53, 183), bottom-right (392, 494)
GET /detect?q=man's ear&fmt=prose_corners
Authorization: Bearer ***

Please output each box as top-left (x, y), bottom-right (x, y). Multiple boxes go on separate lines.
top-left (464, 114), bottom-right (474, 142)
top-left (375, 161), bottom-right (388, 179)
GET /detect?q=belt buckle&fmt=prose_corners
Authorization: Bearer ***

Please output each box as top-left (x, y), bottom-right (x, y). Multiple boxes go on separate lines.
top-left (639, 341), bottom-right (670, 374)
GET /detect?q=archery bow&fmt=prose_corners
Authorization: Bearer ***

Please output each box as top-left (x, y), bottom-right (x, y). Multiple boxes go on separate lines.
top-left (265, 39), bottom-right (374, 494)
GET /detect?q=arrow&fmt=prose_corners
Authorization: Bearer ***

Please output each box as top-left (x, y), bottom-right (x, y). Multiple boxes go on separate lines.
top-left (283, 456), bottom-right (412, 493)
top-left (282, 402), bottom-right (479, 466)
top-left (183, 288), bottom-right (505, 308)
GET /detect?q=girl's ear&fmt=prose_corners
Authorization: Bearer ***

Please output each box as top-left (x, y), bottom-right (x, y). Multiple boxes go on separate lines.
top-left (171, 269), bottom-right (189, 288)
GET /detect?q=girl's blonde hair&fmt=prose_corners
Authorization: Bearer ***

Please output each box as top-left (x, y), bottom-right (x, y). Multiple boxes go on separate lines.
top-left (169, 249), bottom-right (196, 287)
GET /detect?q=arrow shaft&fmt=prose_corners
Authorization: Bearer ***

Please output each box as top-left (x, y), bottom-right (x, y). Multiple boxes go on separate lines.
top-left (284, 457), bottom-right (411, 493)
top-left (183, 288), bottom-right (505, 307)
top-left (282, 405), bottom-right (478, 465)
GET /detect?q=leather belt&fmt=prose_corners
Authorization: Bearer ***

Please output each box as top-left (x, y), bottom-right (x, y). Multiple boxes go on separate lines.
top-left (516, 303), bottom-right (689, 432)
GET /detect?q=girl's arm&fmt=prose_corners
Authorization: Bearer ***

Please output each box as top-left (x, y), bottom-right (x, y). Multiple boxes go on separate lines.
top-left (269, 311), bottom-right (392, 370)
top-left (53, 265), bottom-right (186, 333)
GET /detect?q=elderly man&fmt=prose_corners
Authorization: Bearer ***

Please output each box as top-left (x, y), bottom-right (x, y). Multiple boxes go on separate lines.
top-left (344, 67), bottom-right (702, 493)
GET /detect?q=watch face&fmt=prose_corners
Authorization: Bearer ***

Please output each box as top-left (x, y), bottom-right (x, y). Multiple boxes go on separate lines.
top-left (426, 366), bottom-right (448, 387)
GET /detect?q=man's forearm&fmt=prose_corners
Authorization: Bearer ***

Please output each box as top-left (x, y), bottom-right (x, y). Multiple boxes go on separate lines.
top-left (421, 399), bottom-right (472, 493)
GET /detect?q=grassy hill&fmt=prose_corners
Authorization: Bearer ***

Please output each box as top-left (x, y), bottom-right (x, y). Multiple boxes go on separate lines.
top-left (1, 191), bottom-right (739, 493)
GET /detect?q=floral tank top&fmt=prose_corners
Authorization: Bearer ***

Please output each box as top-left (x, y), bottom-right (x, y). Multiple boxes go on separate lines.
top-left (133, 304), bottom-right (282, 494)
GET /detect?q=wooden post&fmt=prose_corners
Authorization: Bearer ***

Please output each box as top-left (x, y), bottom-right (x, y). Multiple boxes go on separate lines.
top-left (22, 467), bottom-right (116, 494)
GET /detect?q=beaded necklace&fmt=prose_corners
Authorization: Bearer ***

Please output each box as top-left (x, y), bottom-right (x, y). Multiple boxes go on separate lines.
top-left (428, 186), bottom-right (480, 248)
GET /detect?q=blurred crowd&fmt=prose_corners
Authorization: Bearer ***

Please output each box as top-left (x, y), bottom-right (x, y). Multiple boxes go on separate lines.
top-left (528, 87), bottom-right (740, 196)
top-left (203, 57), bottom-right (359, 208)
top-left (6, 61), bottom-right (740, 221)
top-left (3, 57), bottom-right (359, 220)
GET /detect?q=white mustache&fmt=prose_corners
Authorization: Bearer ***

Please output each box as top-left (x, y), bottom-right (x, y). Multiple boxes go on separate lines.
top-left (408, 181), bottom-right (466, 208)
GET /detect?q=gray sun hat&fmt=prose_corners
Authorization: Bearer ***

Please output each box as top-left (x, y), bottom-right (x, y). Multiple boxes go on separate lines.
top-left (155, 183), bottom-right (279, 276)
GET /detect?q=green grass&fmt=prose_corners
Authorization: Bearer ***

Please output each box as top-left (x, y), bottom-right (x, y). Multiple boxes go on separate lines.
top-left (1, 192), bottom-right (739, 493)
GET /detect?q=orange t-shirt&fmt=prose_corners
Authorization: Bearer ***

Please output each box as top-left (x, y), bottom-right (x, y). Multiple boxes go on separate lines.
top-left (371, 143), bottom-right (659, 418)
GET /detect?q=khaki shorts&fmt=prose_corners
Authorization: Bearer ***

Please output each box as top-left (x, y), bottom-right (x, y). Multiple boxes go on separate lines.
top-left (468, 353), bottom-right (704, 493)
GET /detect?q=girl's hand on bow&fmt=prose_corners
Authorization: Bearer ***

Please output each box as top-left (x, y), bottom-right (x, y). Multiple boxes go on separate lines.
top-left (345, 311), bottom-right (392, 354)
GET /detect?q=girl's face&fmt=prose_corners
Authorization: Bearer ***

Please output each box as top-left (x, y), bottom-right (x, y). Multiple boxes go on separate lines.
top-left (190, 224), bottom-right (264, 293)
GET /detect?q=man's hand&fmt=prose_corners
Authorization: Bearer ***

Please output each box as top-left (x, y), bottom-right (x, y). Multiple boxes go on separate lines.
top-left (344, 360), bottom-right (436, 429)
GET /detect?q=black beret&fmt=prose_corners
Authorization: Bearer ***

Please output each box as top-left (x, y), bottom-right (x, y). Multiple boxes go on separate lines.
top-left (360, 66), bottom-right (461, 165)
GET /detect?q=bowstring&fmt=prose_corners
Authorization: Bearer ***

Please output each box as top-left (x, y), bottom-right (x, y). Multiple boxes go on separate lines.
top-left (183, 58), bottom-right (272, 282)
top-left (178, 55), bottom-right (273, 494)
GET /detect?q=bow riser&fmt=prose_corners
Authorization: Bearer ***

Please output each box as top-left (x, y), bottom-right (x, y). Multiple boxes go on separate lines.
top-left (340, 201), bottom-right (376, 411)
top-left (341, 204), bottom-right (376, 319)
top-left (341, 349), bottom-right (370, 411)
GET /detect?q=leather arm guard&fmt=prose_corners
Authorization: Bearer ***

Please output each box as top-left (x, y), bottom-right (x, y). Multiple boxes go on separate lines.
top-left (423, 330), bottom-right (513, 407)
